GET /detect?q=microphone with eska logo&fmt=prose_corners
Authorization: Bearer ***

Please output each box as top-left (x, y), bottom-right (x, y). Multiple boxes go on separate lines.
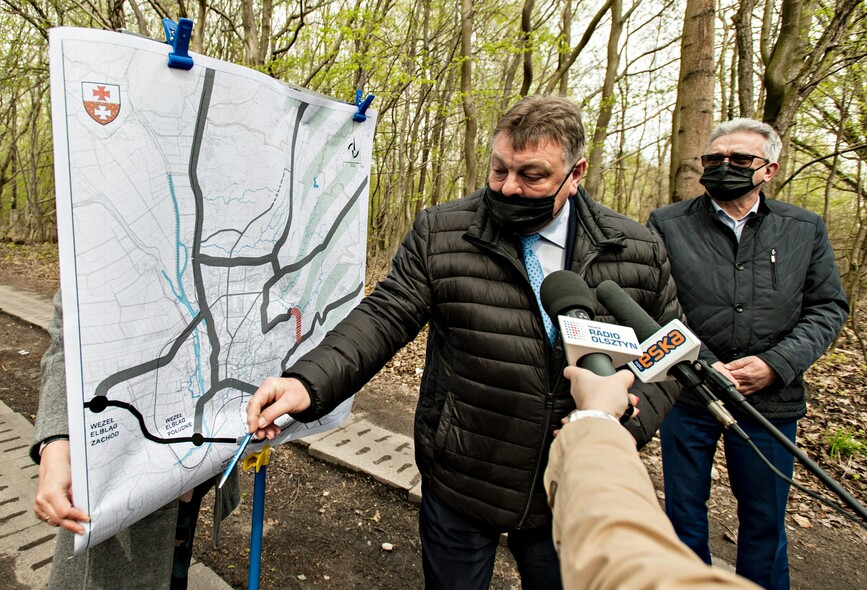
top-left (594, 279), bottom-right (738, 429)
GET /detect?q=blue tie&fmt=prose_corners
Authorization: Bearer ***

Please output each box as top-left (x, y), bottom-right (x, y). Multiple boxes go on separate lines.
top-left (520, 234), bottom-right (556, 346)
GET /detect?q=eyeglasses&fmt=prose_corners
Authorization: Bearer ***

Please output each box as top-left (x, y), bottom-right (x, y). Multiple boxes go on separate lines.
top-left (700, 153), bottom-right (769, 168)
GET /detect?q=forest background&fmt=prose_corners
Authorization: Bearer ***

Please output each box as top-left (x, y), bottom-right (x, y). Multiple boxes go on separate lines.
top-left (1, 0), bottom-right (867, 457)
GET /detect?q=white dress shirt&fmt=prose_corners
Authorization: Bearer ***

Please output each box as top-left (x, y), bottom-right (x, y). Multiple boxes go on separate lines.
top-left (532, 199), bottom-right (571, 276)
top-left (712, 198), bottom-right (759, 241)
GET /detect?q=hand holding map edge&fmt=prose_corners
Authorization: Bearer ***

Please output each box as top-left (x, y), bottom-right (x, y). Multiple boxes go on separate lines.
top-left (246, 377), bottom-right (312, 440)
top-left (34, 440), bottom-right (91, 535)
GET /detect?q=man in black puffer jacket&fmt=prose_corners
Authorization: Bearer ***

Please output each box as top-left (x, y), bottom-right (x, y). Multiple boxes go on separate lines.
top-left (247, 96), bottom-right (682, 589)
top-left (648, 118), bottom-right (848, 590)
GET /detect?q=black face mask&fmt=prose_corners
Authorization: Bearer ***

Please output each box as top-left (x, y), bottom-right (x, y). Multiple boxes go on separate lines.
top-left (484, 164), bottom-right (576, 235)
top-left (484, 189), bottom-right (557, 234)
top-left (699, 162), bottom-right (767, 202)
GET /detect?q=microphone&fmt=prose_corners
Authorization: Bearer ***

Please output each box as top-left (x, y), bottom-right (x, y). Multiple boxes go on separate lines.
top-left (596, 283), bottom-right (867, 527)
top-left (595, 280), bottom-right (738, 428)
top-left (539, 271), bottom-right (642, 376)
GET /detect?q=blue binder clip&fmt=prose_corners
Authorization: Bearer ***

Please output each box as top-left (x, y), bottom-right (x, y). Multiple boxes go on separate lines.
top-left (352, 90), bottom-right (375, 122)
top-left (162, 18), bottom-right (194, 70)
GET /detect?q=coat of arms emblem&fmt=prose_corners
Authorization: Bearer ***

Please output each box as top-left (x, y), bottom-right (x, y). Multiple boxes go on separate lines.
top-left (82, 82), bottom-right (121, 125)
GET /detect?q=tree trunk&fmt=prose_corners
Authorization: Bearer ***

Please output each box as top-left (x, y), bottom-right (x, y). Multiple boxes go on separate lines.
top-left (761, 0), bottom-right (859, 196)
top-left (519, 0), bottom-right (535, 97)
top-left (843, 159), bottom-right (867, 360)
top-left (259, 0), bottom-right (272, 66)
top-left (733, 0), bottom-right (755, 117)
top-left (668, 0), bottom-right (714, 203)
top-left (129, 0), bottom-right (150, 36)
top-left (584, 0), bottom-right (622, 198)
top-left (460, 0), bottom-right (477, 193)
top-left (559, 0), bottom-right (572, 95)
top-left (108, 0), bottom-right (127, 30)
top-left (1, 101), bottom-right (18, 237)
top-left (823, 85), bottom-right (851, 228)
top-left (241, 0), bottom-right (261, 66)
top-left (24, 88), bottom-right (45, 240)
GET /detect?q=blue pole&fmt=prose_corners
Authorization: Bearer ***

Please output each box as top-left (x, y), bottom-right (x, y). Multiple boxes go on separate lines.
top-left (243, 446), bottom-right (270, 590)
top-left (248, 462), bottom-right (267, 590)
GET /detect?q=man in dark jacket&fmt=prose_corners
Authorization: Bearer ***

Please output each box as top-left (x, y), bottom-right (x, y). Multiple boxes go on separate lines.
top-left (647, 118), bottom-right (849, 590)
top-left (247, 95), bottom-right (682, 589)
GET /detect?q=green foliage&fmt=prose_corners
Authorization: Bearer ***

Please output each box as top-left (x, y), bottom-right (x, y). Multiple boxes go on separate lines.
top-left (0, 0), bottom-right (865, 253)
top-left (827, 428), bottom-right (867, 462)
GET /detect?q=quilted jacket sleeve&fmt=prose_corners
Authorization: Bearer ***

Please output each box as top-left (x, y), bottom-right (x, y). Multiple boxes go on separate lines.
top-left (285, 212), bottom-right (434, 420)
top-left (621, 228), bottom-right (683, 447)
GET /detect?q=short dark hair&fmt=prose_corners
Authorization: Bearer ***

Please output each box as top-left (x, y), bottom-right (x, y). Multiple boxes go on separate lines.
top-left (493, 96), bottom-right (586, 170)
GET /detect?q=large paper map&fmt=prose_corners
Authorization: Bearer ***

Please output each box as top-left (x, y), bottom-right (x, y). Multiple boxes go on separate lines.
top-left (49, 27), bottom-right (375, 553)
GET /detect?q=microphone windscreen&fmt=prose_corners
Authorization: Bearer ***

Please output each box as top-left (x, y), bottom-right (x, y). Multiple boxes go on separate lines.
top-left (540, 270), bottom-right (594, 320)
top-left (596, 280), bottom-right (661, 341)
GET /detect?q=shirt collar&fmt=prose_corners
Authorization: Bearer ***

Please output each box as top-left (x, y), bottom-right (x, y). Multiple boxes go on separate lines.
top-left (711, 196), bottom-right (760, 223)
top-left (538, 198), bottom-right (571, 248)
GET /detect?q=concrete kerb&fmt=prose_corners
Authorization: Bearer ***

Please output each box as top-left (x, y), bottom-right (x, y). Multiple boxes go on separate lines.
top-left (0, 285), bottom-right (53, 331)
top-left (0, 400), bottom-right (57, 589)
top-left (296, 414), bottom-right (422, 502)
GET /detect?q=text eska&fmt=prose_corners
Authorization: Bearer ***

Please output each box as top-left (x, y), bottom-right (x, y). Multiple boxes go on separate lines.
top-left (634, 329), bottom-right (687, 370)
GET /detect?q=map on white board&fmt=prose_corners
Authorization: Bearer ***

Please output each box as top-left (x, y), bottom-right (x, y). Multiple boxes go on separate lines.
top-left (49, 26), bottom-right (375, 553)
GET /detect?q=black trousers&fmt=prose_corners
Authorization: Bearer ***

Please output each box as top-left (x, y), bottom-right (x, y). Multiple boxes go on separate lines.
top-left (170, 478), bottom-right (215, 590)
top-left (419, 483), bottom-right (562, 590)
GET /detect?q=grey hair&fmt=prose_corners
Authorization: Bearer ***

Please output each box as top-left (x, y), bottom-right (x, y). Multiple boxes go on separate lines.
top-left (706, 118), bottom-right (782, 163)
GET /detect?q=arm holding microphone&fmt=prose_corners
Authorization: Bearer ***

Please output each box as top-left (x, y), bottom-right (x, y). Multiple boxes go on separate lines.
top-left (595, 279), bottom-right (867, 527)
top-left (544, 367), bottom-right (760, 590)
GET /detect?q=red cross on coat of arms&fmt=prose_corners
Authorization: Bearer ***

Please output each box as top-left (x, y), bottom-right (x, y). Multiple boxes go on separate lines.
top-left (82, 82), bottom-right (121, 125)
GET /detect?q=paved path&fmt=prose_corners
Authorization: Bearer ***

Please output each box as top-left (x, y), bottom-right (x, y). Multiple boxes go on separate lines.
top-left (0, 284), bottom-right (419, 589)
top-left (0, 285), bottom-right (53, 331)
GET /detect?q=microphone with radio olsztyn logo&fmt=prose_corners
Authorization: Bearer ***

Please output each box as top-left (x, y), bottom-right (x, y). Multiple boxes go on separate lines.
top-left (539, 271), bottom-right (642, 376)
top-left (594, 279), bottom-right (738, 429)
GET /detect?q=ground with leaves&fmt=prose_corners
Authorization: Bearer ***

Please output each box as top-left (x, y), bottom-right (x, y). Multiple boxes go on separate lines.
top-left (1, 241), bottom-right (865, 589)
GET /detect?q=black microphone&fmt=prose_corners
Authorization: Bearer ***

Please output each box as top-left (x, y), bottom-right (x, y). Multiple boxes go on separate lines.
top-left (595, 280), bottom-right (739, 428)
top-left (539, 271), bottom-right (641, 377)
top-left (539, 269), bottom-right (595, 321)
top-left (596, 282), bottom-right (867, 527)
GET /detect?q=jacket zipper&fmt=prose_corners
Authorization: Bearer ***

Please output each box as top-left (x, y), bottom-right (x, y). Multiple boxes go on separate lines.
top-left (517, 348), bottom-right (556, 529)
top-left (470, 234), bottom-right (557, 529)
top-left (466, 233), bottom-right (603, 529)
top-left (771, 248), bottom-right (778, 290)
top-left (518, 253), bottom-right (600, 528)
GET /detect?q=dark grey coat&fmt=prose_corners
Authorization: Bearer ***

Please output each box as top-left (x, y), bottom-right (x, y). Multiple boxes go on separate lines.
top-left (286, 187), bottom-right (683, 530)
top-left (648, 194), bottom-right (849, 421)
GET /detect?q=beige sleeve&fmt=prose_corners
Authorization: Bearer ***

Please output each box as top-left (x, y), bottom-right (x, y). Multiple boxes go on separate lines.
top-left (544, 419), bottom-right (760, 590)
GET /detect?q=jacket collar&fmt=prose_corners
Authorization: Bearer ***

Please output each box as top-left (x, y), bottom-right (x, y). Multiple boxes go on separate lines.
top-left (699, 191), bottom-right (770, 219)
top-left (570, 185), bottom-right (627, 250)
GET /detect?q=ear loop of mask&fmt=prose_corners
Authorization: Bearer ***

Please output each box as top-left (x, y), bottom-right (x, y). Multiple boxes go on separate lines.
top-left (552, 158), bottom-right (582, 214)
